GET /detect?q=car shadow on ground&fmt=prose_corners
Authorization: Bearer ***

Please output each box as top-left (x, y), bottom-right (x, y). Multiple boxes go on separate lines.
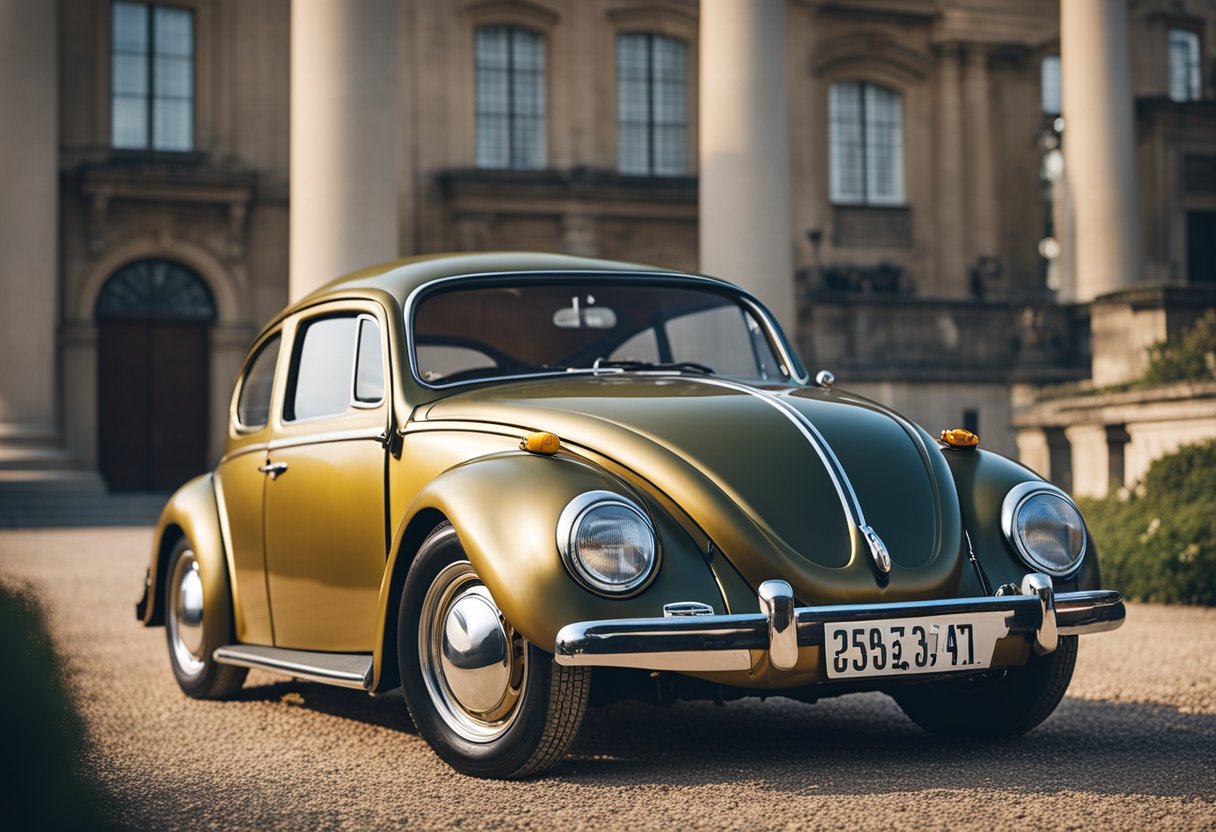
top-left (230, 677), bottom-right (418, 734)
top-left (563, 694), bottom-right (1216, 799)
top-left (226, 676), bottom-right (1214, 798)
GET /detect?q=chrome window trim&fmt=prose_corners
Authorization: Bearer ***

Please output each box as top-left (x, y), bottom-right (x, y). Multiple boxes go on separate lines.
top-left (556, 489), bottom-right (660, 597)
top-left (350, 314), bottom-right (387, 410)
top-left (217, 442), bottom-right (269, 467)
top-left (267, 426), bottom-right (386, 452)
top-left (403, 270), bottom-right (810, 392)
top-left (1000, 481), bottom-right (1087, 578)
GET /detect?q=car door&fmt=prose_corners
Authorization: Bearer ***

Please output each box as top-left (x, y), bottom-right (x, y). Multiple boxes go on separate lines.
top-left (213, 330), bottom-right (281, 646)
top-left (262, 304), bottom-right (391, 652)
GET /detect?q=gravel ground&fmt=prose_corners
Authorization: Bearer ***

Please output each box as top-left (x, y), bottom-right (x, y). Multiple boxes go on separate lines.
top-left (1, 527), bottom-right (1214, 831)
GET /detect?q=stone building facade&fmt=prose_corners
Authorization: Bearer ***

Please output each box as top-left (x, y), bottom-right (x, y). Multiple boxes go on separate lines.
top-left (1, 0), bottom-right (1215, 493)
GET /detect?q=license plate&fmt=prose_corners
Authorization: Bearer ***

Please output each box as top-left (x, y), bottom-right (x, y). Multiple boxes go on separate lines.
top-left (824, 611), bottom-right (1010, 680)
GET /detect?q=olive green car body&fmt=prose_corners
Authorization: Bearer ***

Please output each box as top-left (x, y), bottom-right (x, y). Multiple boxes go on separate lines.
top-left (139, 252), bottom-right (1108, 696)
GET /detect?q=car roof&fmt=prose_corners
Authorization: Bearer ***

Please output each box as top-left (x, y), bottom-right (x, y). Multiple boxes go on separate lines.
top-left (293, 251), bottom-right (690, 313)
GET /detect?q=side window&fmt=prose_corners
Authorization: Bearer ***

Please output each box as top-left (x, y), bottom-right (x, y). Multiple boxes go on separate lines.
top-left (236, 334), bottom-right (280, 430)
top-left (286, 316), bottom-right (358, 422)
top-left (353, 316), bottom-right (385, 405)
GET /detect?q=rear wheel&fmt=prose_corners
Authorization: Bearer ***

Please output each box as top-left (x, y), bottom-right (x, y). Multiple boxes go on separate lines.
top-left (164, 536), bottom-right (247, 699)
top-left (398, 524), bottom-right (590, 778)
top-left (891, 635), bottom-right (1077, 738)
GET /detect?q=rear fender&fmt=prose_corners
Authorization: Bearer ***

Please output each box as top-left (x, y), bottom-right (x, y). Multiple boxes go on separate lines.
top-left (142, 475), bottom-right (236, 646)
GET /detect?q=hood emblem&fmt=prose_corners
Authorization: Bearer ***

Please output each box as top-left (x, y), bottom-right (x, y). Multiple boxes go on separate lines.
top-left (860, 525), bottom-right (892, 574)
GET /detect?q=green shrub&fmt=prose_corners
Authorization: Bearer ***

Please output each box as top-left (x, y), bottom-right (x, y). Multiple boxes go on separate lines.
top-left (1142, 309), bottom-right (1216, 385)
top-left (1078, 439), bottom-right (1216, 605)
top-left (0, 582), bottom-right (108, 829)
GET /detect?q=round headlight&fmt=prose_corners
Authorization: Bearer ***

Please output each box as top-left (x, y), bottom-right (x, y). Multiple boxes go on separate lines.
top-left (557, 491), bottom-right (657, 595)
top-left (1001, 482), bottom-right (1087, 577)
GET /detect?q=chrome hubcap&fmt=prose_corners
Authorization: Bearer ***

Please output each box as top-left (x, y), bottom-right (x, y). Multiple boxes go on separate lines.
top-left (420, 560), bottom-right (527, 743)
top-left (441, 589), bottom-right (511, 713)
top-left (168, 551), bottom-right (206, 677)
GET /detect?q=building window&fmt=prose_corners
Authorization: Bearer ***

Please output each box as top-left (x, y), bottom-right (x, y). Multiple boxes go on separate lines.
top-left (1169, 29), bottom-right (1202, 102)
top-left (829, 81), bottom-right (904, 206)
top-left (1041, 55), bottom-right (1061, 115)
top-left (111, 2), bottom-right (194, 151)
top-left (475, 26), bottom-right (546, 169)
top-left (617, 33), bottom-right (687, 176)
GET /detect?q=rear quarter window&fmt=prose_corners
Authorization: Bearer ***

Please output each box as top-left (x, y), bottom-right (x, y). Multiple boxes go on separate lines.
top-left (235, 334), bottom-right (280, 430)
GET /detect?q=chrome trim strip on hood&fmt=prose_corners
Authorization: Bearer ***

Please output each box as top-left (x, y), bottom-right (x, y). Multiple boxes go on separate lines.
top-left (684, 377), bottom-right (867, 530)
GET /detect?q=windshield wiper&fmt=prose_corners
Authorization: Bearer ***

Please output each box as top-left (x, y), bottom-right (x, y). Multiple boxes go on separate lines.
top-left (560, 358), bottom-right (716, 376)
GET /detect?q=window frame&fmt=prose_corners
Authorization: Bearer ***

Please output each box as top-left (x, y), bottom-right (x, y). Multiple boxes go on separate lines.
top-left (232, 330), bottom-right (282, 435)
top-left (109, 0), bottom-right (197, 153)
top-left (350, 314), bottom-right (387, 410)
top-left (473, 24), bottom-right (548, 170)
top-left (616, 32), bottom-right (689, 177)
top-left (278, 306), bottom-right (392, 429)
top-left (828, 80), bottom-right (906, 207)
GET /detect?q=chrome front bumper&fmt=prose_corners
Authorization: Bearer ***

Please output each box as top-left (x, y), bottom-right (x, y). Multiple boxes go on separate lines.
top-left (553, 573), bottom-right (1126, 673)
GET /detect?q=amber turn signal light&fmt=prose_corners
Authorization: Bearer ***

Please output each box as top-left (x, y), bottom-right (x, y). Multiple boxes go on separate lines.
top-left (520, 431), bottom-right (561, 455)
top-left (939, 428), bottom-right (979, 449)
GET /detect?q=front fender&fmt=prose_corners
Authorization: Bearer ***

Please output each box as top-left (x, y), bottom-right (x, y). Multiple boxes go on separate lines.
top-left (142, 475), bottom-right (235, 646)
top-left (374, 451), bottom-right (725, 680)
top-left (944, 449), bottom-right (1102, 592)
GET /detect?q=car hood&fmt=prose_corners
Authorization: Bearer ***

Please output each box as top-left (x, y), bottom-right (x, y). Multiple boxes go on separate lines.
top-left (421, 376), bottom-right (964, 604)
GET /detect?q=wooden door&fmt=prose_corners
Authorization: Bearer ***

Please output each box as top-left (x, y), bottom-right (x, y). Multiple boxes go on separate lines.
top-left (98, 321), bottom-right (209, 491)
top-left (1187, 211), bottom-right (1216, 284)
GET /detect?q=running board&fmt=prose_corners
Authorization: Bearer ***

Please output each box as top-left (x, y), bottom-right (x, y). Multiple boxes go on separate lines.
top-left (213, 645), bottom-right (373, 690)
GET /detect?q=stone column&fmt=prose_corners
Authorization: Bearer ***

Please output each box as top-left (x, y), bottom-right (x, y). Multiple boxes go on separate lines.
top-left (1061, 0), bottom-right (1142, 301)
top-left (0, 1), bottom-right (59, 453)
top-left (963, 45), bottom-right (998, 264)
top-left (290, 0), bottom-right (399, 300)
top-left (934, 45), bottom-right (966, 296)
top-left (699, 0), bottom-right (795, 332)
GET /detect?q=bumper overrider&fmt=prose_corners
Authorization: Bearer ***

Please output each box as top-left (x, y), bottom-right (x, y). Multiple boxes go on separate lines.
top-left (554, 573), bottom-right (1126, 674)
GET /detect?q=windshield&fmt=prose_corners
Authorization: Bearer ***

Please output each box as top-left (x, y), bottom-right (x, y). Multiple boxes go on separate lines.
top-left (410, 278), bottom-right (794, 386)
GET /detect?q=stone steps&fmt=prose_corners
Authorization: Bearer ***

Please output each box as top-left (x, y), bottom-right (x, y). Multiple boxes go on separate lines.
top-left (0, 473), bottom-right (167, 528)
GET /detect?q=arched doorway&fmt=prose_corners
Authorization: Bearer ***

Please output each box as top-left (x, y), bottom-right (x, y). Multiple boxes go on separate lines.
top-left (96, 260), bottom-right (216, 491)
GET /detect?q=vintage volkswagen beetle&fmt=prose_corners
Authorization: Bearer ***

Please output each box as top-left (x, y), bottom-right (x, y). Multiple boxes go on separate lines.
top-left (138, 252), bottom-right (1125, 778)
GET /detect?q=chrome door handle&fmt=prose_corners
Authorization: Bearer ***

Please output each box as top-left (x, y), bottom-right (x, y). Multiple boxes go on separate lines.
top-left (258, 461), bottom-right (288, 480)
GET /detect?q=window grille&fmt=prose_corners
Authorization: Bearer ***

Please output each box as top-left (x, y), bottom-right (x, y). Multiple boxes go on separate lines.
top-left (617, 33), bottom-right (687, 176)
top-left (95, 260), bottom-right (215, 321)
top-left (1041, 55), bottom-right (1061, 115)
top-left (475, 26), bottom-right (546, 169)
top-left (1169, 29), bottom-right (1202, 102)
top-left (829, 82), bottom-right (904, 206)
top-left (111, 2), bottom-right (194, 151)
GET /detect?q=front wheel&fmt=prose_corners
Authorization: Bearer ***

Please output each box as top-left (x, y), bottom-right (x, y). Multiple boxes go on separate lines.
top-left (398, 524), bottom-right (590, 778)
top-left (891, 635), bottom-right (1078, 738)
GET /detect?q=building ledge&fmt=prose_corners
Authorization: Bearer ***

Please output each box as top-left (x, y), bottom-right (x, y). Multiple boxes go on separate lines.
top-left (1091, 283), bottom-right (1216, 309)
top-left (1014, 380), bottom-right (1216, 428)
top-left (68, 159), bottom-right (259, 258)
top-left (437, 166), bottom-right (697, 214)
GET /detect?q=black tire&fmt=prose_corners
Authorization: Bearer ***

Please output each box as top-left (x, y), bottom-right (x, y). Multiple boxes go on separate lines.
top-left (398, 523), bottom-right (590, 778)
top-left (891, 635), bottom-right (1078, 738)
top-left (163, 536), bottom-right (247, 699)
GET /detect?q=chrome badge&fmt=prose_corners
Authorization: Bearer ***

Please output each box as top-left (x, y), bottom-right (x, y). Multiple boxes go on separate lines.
top-left (861, 525), bottom-right (892, 574)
